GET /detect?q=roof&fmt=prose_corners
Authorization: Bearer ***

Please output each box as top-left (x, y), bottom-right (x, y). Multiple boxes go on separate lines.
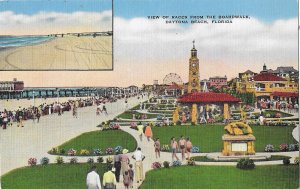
top-left (178, 92), bottom-right (241, 103)
top-left (271, 92), bottom-right (299, 97)
top-left (242, 70), bottom-right (256, 74)
top-left (253, 73), bottom-right (286, 81)
top-left (274, 67), bottom-right (298, 73)
top-left (209, 76), bottom-right (227, 79)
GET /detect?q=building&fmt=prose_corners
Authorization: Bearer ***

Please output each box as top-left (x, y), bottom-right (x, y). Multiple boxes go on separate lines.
top-left (236, 72), bottom-right (298, 101)
top-left (187, 41), bottom-right (200, 93)
top-left (0, 78), bottom-right (24, 91)
top-left (209, 76), bottom-right (227, 88)
top-left (238, 70), bottom-right (257, 82)
top-left (272, 66), bottom-right (298, 82)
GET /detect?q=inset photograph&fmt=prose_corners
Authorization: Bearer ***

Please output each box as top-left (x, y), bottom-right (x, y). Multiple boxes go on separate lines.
top-left (0, 0), bottom-right (112, 70)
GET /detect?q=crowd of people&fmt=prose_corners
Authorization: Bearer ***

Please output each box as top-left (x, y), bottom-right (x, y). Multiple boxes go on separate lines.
top-left (257, 98), bottom-right (298, 113)
top-left (86, 147), bottom-right (146, 189)
top-left (0, 93), bottom-right (142, 130)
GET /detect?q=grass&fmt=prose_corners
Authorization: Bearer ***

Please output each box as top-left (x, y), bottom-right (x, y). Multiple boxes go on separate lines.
top-left (140, 165), bottom-right (299, 189)
top-left (1, 163), bottom-right (108, 189)
top-left (152, 125), bottom-right (297, 152)
top-left (117, 111), bottom-right (158, 119)
top-left (192, 155), bottom-right (292, 162)
top-left (49, 130), bottom-right (137, 156)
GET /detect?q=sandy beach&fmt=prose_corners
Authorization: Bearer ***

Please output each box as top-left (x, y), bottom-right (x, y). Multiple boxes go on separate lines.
top-left (0, 35), bottom-right (112, 70)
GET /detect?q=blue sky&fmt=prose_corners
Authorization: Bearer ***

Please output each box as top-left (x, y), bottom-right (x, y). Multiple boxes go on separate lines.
top-left (0, 0), bottom-right (112, 14)
top-left (115, 0), bottom-right (298, 22)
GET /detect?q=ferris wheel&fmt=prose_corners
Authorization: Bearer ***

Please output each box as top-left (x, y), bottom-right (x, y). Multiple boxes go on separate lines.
top-left (163, 73), bottom-right (183, 85)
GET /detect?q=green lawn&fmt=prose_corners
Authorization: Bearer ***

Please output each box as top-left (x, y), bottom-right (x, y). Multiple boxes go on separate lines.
top-left (49, 130), bottom-right (137, 155)
top-left (117, 111), bottom-right (158, 119)
top-left (140, 165), bottom-right (299, 189)
top-left (1, 163), bottom-right (108, 189)
top-left (152, 125), bottom-right (297, 152)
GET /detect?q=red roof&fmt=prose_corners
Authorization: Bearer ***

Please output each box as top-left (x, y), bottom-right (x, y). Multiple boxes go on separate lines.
top-left (271, 92), bottom-right (299, 97)
top-left (178, 92), bottom-right (241, 103)
top-left (253, 73), bottom-right (286, 81)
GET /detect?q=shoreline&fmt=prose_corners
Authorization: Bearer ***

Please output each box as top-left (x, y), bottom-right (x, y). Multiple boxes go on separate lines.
top-left (0, 35), bottom-right (112, 70)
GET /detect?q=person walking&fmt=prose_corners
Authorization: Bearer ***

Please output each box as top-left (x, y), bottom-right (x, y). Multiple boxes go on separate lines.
top-left (154, 138), bottom-right (161, 158)
top-left (171, 137), bottom-right (179, 161)
top-left (120, 149), bottom-right (130, 176)
top-left (128, 164), bottom-right (134, 188)
top-left (144, 124), bottom-right (153, 142)
top-left (137, 122), bottom-right (144, 141)
top-left (86, 165), bottom-right (102, 189)
top-left (186, 137), bottom-right (193, 160)
top-left (113, 152), bottom-right (121, 182)
top-left (123, 171), bottom-right (130, 189)
top-left (132, 147), bottom-right (145, 183)
top-left (103, 166), bottom-right (117, 189)
top-left (179, 136), bottom-right (186, 161)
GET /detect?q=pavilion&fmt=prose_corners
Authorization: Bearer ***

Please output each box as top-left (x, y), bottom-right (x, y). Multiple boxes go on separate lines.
top-left (175, 92), bottom-right (241, 123)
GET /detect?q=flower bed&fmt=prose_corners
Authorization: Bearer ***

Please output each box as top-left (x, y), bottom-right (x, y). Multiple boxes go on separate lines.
top-left (28, 158), bottom-right (37, 166)
top-left (152, 162), bottom-right (162, 169)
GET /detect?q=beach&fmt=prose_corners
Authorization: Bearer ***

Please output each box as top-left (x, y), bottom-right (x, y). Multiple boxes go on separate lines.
top-left (0, 35), bottom-right (112, 70)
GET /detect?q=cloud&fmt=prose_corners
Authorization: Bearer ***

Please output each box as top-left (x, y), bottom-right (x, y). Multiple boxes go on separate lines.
top-left (0, 10), bottom-right (112, 35)
top-left (114, 16), bottom-right (297, 80)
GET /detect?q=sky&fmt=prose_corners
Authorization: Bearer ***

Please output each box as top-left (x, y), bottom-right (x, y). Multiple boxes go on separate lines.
top-left (0, 0), bottom-right (112, 35)
top-left (0, 0), bottom-right (298, 87)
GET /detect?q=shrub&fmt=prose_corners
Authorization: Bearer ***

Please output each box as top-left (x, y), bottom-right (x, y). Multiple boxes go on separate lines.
top-left (191, 146), bottom-right (200, 153)
top-left (161, 145), bottom-right (170, 152)
top-left (69, 157), bottom-right (78, 164)
top-left (106, 147), bottom-right (113, 155)
top-left (80, 149), bottom-right (90, 156)
top-left (87, 158), bottom-right (94, 164)
top-left (50, 147), bottom-right (59, 154)
top-left (60, 148), bottom-right (66, 155)
top-left (176, 120), bottom-right (182, 126)
top-left (93, 149), bottom-right (103, 156)
top-left (106, 156), bottom-right (113, 164)
top-left (191, 122), bottom-right (196, 126)
top-left (163, 161), bottom-right (170, 168)
top-left (151, 162), bottom-right (162, 169)
top-left (67, 148), bottom-right (77, 156)
top-left (236, 158), bottom-right (255, 170)
top-left (114, 146), bottom-right (123, 154)
top-left (172, 160), bottom-right (182, 167)
top-left (294, 157), bottom-right (299, 165)
top-left (28, 158), bottom-right (37, 166)
top-left (56, 156), bottom-right (64, 164)
top-left (40, 157), bottom-right (50, 165)
top-left (279, 144), bottom-right (288, 152)
top-left (97, 156), bottom-right (104, 163)
top-left (264, 144), bottom-right (274, 152)
top-left (187, 158), bottom-right (195, 166)
top-left (283, 158), bottom-right (290, 165)
top-left (288, 144), bottom-right (299, 151)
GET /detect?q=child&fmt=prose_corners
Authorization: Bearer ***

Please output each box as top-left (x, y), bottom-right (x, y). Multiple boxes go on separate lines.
top-left (154, 138), bottom-right (161, 158)
top-left (128, 164), bottom-right (134, 188)
top-left (123, 171), bottom-right (130, 189)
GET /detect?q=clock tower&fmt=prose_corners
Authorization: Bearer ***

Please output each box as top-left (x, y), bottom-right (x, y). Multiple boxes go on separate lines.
top-left (188, 41), bottom-right (200, 93)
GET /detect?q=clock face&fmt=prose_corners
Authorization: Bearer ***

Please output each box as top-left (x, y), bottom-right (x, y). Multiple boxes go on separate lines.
top-left (192, 63), bottom-right (196, 67)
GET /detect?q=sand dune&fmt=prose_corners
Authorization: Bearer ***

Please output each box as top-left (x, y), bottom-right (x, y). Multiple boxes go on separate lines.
top-left (0, 35), bottom-right (112, 70)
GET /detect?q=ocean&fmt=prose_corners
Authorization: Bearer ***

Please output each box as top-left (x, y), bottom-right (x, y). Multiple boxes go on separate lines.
top-left (0, 35), bottom-right (53, 50)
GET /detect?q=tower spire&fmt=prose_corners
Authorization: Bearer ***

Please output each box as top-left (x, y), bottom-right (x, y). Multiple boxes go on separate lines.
top-left (193, 40), bottom-right (195, 48)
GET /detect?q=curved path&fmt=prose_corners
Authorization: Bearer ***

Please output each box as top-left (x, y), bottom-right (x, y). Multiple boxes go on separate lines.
top-left (1, 97), bottom-right (299, 189)
top-left (0, 96), bottom-right (143, 176)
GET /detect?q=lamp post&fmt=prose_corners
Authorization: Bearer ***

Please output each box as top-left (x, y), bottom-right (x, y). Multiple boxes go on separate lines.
top-left (56, 88), bottom-right (59, 102)
top-left (33, 91), bottom-right (35, 107)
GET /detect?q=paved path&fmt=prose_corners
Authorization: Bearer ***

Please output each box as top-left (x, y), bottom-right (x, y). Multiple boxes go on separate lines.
top-left (0, 96), bottom-right (143, 176)
top-left (1, 98), bottom-right (299, 189)
top-left (292, 125), bottom-right (299, 142)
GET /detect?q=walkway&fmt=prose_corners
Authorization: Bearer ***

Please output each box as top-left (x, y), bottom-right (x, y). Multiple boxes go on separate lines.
top-left (0, 96), bottom-right (143, 176)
